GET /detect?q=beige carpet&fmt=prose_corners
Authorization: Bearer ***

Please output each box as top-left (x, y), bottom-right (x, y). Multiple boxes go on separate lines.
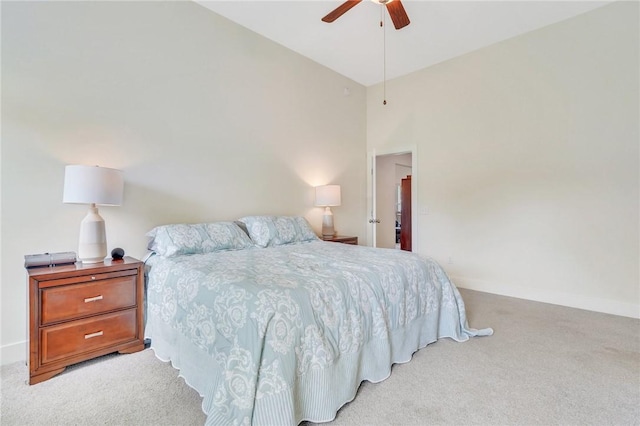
top-left (2, 289), bottom-right (638, 425)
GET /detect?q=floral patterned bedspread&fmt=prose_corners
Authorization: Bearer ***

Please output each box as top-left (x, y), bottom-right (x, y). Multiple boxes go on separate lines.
top-left (145, 241), bottom-right (492, 425)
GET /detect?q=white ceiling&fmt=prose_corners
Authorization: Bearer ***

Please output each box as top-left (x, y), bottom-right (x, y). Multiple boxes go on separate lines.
top-left (196, 1), bottom-right (609, 87)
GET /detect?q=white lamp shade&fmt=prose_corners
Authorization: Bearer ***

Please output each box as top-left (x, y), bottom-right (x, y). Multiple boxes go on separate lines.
top-left (315, 185), bottom-right (341, 207)
top-left (63, 165), bottom-right (124, 206)
top-left (63, 165), bottom-right (123, 263)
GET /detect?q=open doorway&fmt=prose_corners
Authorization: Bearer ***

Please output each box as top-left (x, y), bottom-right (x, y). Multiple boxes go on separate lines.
top-left (373, 152), bottom-right (413, 250)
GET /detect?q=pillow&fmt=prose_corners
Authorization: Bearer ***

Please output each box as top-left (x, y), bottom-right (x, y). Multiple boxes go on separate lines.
top-left (202, 222), bottom-right (256, 251)
top-left (292, 216), bottom-right (318, 242)
top-left (233, 220), bottom-right (250, 237)
top-left (238, 216), bottom-right (318, 248)
top-left (146, 222), bottom-right (254, 257)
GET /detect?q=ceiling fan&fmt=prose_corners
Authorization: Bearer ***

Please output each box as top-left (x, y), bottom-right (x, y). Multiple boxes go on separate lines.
top-left (322, 0), bottom-right (410, 30)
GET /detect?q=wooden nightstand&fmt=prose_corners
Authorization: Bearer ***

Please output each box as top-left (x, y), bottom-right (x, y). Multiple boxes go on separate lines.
top-left (27, 256), bottom-right (145, 384)
top-left (322, 235), bottom-right (358, 245)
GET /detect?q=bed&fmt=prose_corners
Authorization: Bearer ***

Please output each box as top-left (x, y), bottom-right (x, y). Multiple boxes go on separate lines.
top-left (144, 217), bottom-right (492, 425)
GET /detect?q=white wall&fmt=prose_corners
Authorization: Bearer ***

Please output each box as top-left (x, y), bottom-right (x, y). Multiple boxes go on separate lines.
top-left (1, 1), bottom-right (367, 364)
top-left (3, 1), bottom-right (637, 367)
top-left (367, 2), bottom-right (639, 318)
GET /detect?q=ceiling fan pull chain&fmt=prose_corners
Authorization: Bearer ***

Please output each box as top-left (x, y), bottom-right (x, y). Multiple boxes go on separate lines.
top-left (383, 5), bottom-right (387, 106)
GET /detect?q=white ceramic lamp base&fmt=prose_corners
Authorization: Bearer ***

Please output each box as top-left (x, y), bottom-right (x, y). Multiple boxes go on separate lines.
top-left (78, 204), bottom-right (107, 263)
top-left (322, 206), bottom-right (335, 238)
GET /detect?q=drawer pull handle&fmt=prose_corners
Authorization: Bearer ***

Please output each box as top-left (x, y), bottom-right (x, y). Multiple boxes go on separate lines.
top-left (85, 331), bottom-right (103, 339)
top-left (84, 295), bottom-right (103, 303)
top-left (91, 276), bottom-right (96, 280)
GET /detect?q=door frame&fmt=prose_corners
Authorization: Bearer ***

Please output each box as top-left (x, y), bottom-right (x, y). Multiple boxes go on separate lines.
top-left (367, 145), bottom-right (418, 252)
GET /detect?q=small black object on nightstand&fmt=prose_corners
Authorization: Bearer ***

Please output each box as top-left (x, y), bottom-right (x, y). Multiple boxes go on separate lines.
top-left (111, 247), bottom-right (125, 260)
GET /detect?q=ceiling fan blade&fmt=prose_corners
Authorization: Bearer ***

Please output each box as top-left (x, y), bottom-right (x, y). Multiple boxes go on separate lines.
top-left (322, 0), bottom-right (363, 23)
top-left (386, 0), bottom-right (410, 30)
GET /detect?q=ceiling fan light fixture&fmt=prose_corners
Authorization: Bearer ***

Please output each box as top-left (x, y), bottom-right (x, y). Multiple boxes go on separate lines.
top-left (371, 0), bottom-right (393, 4)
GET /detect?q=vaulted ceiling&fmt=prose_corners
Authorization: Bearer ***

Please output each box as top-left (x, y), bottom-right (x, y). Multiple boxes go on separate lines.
top-left (196, 1), bottom-right (609, 86)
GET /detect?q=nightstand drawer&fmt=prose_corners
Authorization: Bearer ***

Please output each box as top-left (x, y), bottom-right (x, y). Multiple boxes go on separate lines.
top-left (41, 276), bottom-right (137, 325)
top-left (40, 309), bottom-right (137, 364)
top-left (40, 269), bottom-right (137, 289)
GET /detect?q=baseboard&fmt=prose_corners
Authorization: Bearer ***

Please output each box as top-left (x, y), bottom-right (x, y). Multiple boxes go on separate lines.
top-left (1, 340), bottom-right (27, 366)
top-left (452, 275), bottom-right (640, 319)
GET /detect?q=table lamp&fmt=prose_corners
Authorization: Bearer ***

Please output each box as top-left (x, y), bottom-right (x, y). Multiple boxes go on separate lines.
top-left (63, 165), bottom-right (124, 263)
top-left (315, 184), bottom-right (341, 238)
